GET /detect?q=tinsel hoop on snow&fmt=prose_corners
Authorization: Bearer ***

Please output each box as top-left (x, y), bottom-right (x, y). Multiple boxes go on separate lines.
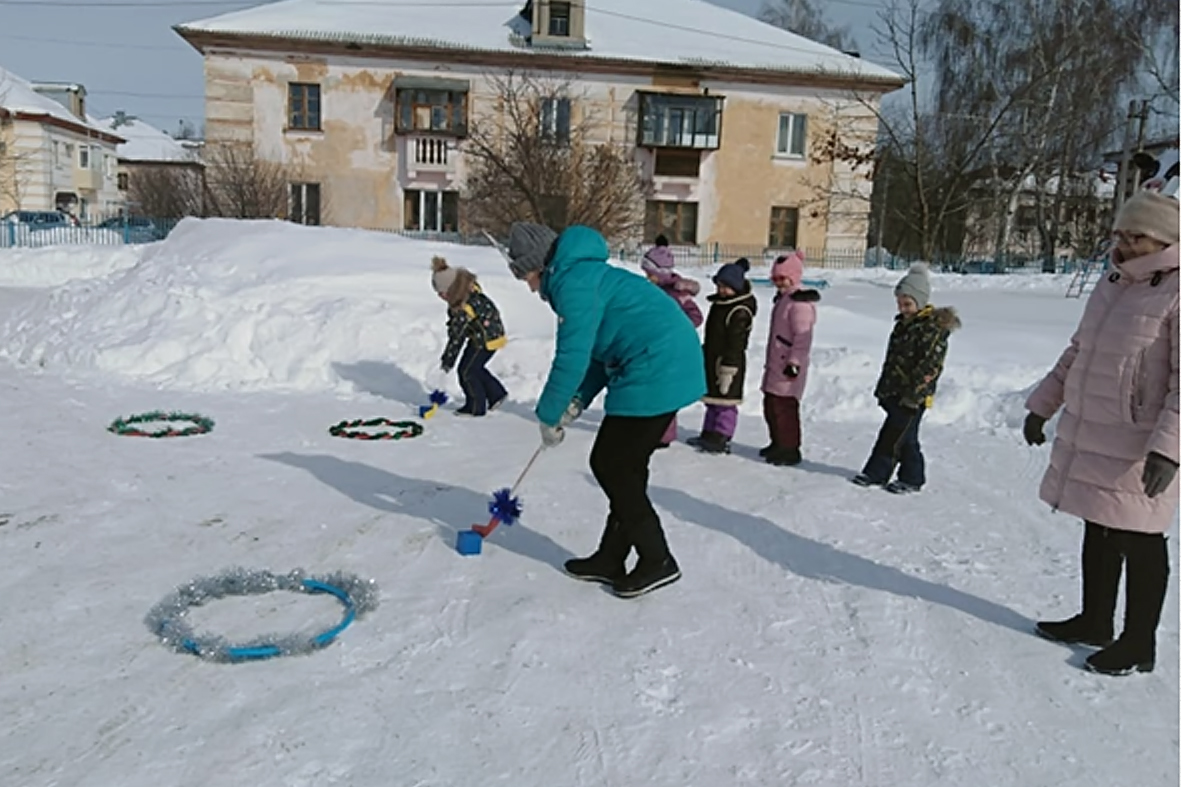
top-left (108, 411), bottom-right (215, 438)
top-left (328, 418), bottom-right (424, 440)
top-left (145, 568), bottom-right (380, 663)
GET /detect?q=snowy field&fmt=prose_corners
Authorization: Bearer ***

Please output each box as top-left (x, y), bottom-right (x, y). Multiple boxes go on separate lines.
top-left (0, 219), bottom-right (1175, 787)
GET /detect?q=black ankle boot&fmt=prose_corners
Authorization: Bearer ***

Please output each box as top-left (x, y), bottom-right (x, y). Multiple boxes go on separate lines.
top-left (1086, 530), bottom-right (1169, 676)
top-left (611, 516), bottom-right (681, 598)
top-left (565, 516), bottom-right (630, 585)
top-left (766, 446), bottom-right (802, 466)
top-left (758, 442), bottom-right (777, 458)
top-left (1037, 522), bottom-right (1121, 647)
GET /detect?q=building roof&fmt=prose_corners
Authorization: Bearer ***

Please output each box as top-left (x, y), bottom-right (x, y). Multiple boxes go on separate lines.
top-left (91, 114), bottom-right (201, 164)
top-left (0, 65), bottom-right (121, 142)
top-left (175, 0), bottom-right (902, 87)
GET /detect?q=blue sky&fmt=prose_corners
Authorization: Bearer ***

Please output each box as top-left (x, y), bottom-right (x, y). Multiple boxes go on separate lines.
top-left (0, 0), bottom-right (893, 135)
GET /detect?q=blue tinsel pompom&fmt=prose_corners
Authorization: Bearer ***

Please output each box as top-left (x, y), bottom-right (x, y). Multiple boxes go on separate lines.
top-left (488, 488), bottom-right (523, 526)
top-left (429, 389), bottom-right (449, 406)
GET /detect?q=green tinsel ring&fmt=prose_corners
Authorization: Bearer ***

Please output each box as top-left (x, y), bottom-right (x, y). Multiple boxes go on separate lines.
top-left (108, 410), bottom-right (216, 438)
top-left (328, 417), bottom-right (424, 441)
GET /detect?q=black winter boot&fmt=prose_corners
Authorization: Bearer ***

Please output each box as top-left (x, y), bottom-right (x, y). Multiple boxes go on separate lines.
top-left (1086, 532), bottom-right (1168, 676)
top-left (612, 516), bottom-right (681, 598)
top-left (766, 446), bottom-right (802, 466)
top-left (1036, 522), bottom-right (1121, 647)
top-left (694, 431), bottom-right (731, 455)
top-left (758, 442), bottom-right (777, 458)
top-left (564, 516), bottom-right (630, 585)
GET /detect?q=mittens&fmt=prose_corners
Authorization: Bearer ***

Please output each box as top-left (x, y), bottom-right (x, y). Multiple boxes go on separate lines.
top-left (1023, 412), bottom-right (1047, 446)
top-left (539, 422), bottom-right (565, 449)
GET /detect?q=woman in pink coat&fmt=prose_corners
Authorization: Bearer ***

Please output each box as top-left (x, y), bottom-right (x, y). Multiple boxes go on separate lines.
top-left (641, 235), bottom-right (704, 448)
top-left (1024, 189), bottom-right (1179, 676)
top-left (760, 251), bottom-right (820, 466)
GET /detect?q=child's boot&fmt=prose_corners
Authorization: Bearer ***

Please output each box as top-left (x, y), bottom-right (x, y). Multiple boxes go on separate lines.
top-left (766, 446), bottom-right (802, 466)
top-left (565, 516), bottom-right (630, 585)
top-left (695, 431), bottom-right (730, 454)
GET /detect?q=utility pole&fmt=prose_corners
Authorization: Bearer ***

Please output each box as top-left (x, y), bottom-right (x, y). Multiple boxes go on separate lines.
top-left (874, 155), bottom-right (889, 267)
top-left (1114, 99), bottom-right (1151, 220)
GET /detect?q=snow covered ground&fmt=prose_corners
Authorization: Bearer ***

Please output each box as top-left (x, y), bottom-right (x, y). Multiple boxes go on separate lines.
top-left (0, 220), bottom-right (1175, 787)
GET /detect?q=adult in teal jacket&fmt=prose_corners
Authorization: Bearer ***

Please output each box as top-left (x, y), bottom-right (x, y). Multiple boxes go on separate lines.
top-left (503, 222), bottom-right (705, 599)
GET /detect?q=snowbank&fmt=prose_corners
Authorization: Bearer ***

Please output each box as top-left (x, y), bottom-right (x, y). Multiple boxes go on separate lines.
top-left (0, 219), bottom-right (1066, 430)
top-left (0, 243), bottom-right (143, 287)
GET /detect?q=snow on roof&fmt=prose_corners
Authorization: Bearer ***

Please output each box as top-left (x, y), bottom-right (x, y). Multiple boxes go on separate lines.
top-left (91, 115), bottom-right (199, 163)
top-left (176, 0), bottom-right (901, 84)
top-left (0, 65), bottom-right (115, 138)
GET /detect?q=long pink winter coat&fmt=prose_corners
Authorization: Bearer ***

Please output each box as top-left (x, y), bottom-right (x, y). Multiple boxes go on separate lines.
top-left (760, 286), bottom-right (820, 399)
top-left (1026, 244), bottom-right (1180, 534)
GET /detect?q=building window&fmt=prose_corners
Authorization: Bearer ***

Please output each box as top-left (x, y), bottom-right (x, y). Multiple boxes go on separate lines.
top-left (91, 147), bottom-right (102, 170)
top-left (637, 92), bottom-right (723, 150)
top-left (289, 182), bottom-right (321, 225)
top-left (548, 1), bottom-right (571, 36)
top-left (540, 97), bottom-right (571, 144)
top-left (645, 200), bottom-right (698, 244)
top-left (117, 172), bottom-right (129, 191)
top-left (78, 146), bottom-right (90, 169)
top-left (653, 149), bottom-right (701, 178)
top-left (288, 83), bottom-right (322, 131)
top-left (776, 113), bottom-right (807, 158)
top-left (395, 89), bottom-right (468, 137)
top-left (769, 206), bottom-right (800, 248)
top-left (404, 189), bottom-right (460, 232)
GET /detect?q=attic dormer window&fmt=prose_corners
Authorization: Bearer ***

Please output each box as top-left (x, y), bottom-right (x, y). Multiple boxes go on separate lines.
top-left (549, 2), bottom-right (571, 36)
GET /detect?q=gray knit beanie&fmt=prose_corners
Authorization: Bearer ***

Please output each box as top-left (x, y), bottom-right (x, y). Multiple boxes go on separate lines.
top-left (1115, 190), bottom-right (1180, 246)
top-left (895, 262), bottom-right (931, 309)
top-left (506, 222), bottom-right (559, 279)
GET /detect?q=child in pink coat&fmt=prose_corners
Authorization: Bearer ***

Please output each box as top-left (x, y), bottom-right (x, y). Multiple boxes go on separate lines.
top-left (642, 235), bottom-right (703, 448)
top-left (760, 251), bottom-right (820, 466)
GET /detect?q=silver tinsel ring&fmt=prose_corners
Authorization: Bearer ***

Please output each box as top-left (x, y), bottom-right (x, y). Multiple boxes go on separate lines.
top-left (145, 567), bottom-right (380, 663)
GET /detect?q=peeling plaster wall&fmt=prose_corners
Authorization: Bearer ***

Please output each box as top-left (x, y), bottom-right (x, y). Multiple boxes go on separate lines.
top-left (201, 49), bottom-right (882, 249)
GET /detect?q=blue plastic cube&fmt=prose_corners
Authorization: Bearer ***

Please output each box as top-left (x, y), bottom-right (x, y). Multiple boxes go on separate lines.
top-left (456, 529), bottom-right (484, 555)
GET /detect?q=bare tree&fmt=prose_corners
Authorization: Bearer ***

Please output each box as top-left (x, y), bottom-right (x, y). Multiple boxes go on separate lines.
top-left (921, 0), bottom-right (1176, 263)
top-left (127, 165), bottom-right (206, 219)
top-left (202, 141), bottom-right (298, 220)
top-left (759, 0), bottom-right (856, 51)
top-left (462, 71), bottom-right (649, 242)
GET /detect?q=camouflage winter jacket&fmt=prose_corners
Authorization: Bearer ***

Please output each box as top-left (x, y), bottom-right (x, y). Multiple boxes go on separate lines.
top-left (440, 269), bottom-right (507, 371)
top-left (873, 305), bottom-right (962, 409)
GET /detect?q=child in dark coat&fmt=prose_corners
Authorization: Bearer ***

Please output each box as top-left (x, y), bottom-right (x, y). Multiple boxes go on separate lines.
top-left (689, 257), bottom-right (757, 454)
top-left (641, 237), bottom-right (704, 448)
top-left (852, 263), bottom-right (961, 492)
top-left (760, 251), bottom-right (820, 466)
top-left (432, 256), bottom-right (508, 416)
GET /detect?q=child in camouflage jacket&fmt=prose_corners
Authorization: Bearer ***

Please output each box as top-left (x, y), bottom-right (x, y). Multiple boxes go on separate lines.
top-left (852, 263), bottom-right (961, 493)
top-left (432, 256), bottom-right (508, 416)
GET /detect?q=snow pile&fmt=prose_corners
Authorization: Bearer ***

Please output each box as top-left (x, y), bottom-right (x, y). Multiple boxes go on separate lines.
top-left (0, 242), bottom-right (142, 287)
top-left (0, 219), bottom-right (1070, 429)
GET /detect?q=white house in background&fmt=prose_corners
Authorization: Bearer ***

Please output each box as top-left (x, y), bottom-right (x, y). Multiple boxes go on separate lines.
top-left (91, 112), bottom-right (205, 201)
top-left (0, 68), bottom-right (125, 218)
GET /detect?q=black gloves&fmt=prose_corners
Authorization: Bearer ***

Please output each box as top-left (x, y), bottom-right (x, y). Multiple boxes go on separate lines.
top-left (1143, 452), bottom-right (1179, 498)
top-left (1023, 412), bottom-right (1047, 446)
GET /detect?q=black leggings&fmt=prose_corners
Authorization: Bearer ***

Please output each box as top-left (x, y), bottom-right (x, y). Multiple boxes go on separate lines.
top-left (589, 412), bottom-right (676, 560)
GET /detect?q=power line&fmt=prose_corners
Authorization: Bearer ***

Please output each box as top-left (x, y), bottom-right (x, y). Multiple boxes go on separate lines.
top-left (0, 34), bottom-right (181, 51)
top-left (0, 0), bottom-right (252, 6)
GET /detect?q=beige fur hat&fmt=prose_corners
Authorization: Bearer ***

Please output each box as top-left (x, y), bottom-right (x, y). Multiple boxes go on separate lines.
top-left (1115, 190), bottom-right (1180, 246)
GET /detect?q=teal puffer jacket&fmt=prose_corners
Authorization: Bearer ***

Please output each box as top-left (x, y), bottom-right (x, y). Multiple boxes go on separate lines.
top-left (535, 226), bottom-right (706, 426)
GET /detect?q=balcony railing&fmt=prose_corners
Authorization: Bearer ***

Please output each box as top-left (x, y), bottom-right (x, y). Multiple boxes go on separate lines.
top-left (406, 136), bottom-right (457, 178)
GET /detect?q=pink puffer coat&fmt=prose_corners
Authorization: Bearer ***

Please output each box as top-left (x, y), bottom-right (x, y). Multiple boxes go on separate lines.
top-left (1026, 244), bottom-right (1180, 534)
top-left (761, 286), bottom-right (820, 399)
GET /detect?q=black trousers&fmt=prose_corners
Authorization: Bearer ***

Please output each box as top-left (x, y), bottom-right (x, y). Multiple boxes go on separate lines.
top-left (589, 412), bottom-right (676, 562)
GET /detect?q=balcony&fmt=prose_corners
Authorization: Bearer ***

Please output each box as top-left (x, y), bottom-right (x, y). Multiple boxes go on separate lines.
top-left (73, 166), bottom-right (102, 191)
top-left (636, 91), bottom-right (724, 150)
top-left (405, 135), bottom-right (457, 179)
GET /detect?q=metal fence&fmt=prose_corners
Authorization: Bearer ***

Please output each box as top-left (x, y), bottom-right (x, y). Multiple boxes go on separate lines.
top-left (0, 217), bottom-right (1091, 275)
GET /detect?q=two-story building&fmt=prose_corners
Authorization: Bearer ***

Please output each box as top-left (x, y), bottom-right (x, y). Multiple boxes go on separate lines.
top-left (0, 68), bottom-right (126, 218)
top-left (175, 0), bottom-right (902, 253)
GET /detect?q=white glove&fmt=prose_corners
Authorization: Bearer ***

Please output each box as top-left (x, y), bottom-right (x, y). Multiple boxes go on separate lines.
top-left (539, 422), bottom-right (566, 449)
top-left (559, 398), bottom-right (583, 427)
top-left (716, 366), bottom-right (738, 395)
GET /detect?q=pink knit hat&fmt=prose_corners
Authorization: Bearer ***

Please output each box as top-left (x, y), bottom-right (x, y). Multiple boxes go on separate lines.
top-left (771, 250), bottom-right (805, 286)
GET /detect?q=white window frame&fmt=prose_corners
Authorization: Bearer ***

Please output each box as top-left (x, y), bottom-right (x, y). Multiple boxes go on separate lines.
top-left (776, 113), bottom-right (808, 159)
top-left (78, 145), bottom-right (90, 169)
